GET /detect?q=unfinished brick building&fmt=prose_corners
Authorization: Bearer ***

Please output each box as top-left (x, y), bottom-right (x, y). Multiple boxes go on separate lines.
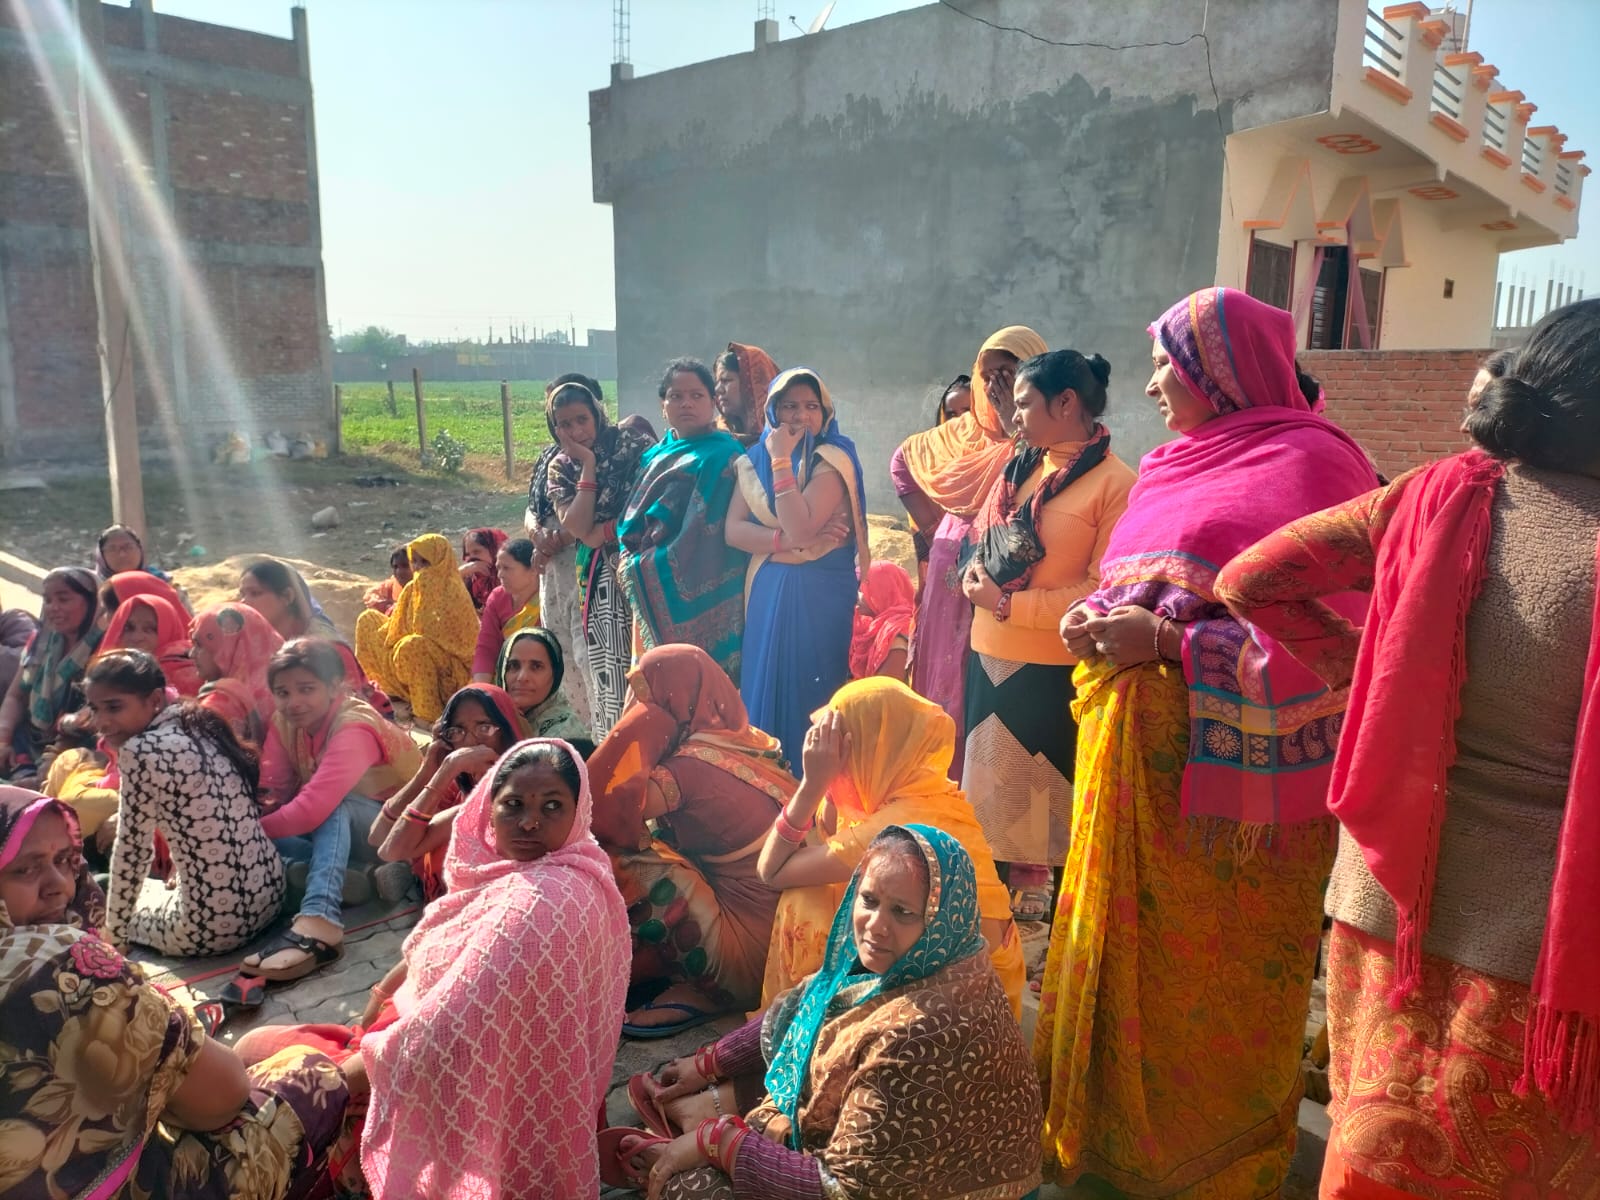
top-left (0, 0), bottom-right (332, 464)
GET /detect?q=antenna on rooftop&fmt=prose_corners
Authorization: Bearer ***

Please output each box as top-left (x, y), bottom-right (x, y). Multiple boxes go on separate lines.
top-left (757, 1), bottom-right (776, 18)
top-left (612, 0), bottom-right (630, 65)
top-left (787, 1), bottom-right (836, 35)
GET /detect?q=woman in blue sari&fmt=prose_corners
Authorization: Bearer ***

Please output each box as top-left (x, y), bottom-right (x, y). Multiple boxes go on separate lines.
top-left (618, 358), bottom-right (750, 683)
top-left (608, 823), bottom-right (1042, 1198)
top-left (725, 368), bottom-right (870, 763)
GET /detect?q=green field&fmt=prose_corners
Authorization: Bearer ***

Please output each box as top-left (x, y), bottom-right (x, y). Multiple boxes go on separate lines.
top-left (338, 380), bottom-right (619, 461)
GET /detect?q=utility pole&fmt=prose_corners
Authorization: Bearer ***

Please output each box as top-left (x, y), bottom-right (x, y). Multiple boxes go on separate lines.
top-left (76, 0), bottom-right (145, 535)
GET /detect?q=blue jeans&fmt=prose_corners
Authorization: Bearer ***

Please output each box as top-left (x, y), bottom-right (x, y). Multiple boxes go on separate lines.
top-left (274, 794), bottom-right (381, 927)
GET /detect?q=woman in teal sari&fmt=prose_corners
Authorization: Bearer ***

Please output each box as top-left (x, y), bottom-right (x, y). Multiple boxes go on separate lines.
top-left (618, 358), bottom-right (749, 682)
top-left (609, 824), bottom-right (1042, 1199)
top-left (725, 368), bottom-right (871, 763)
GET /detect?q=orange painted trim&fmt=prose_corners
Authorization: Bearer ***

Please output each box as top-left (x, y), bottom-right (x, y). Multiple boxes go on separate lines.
top-left (1528, 124), bottom-right (1560, 137)
top-left (1442, 51), bottom-right (1482, 67)
top-left (1582, 164), bottom-right (1594, 178)
top-left (1559, 149), bottom-right (1587, 160)
top-left (1556, 196), bottom-right (1576, 211)
top-left (1242, 219), bottom-right (1280, 230)
top-left (1419, 28), bottom-right (1444, 49)
top-left (1363, 67), bottom-right (1414, 105)
top-left (1488, 90), bottom-right (1525, 104)
top-left (1480, 146), bottom-right (1512, 169)
top-left (1514, 103), bottom-right (1538, 122)
top-left (1521, 173), bottom-right (1547, 193)
top-left (1315, 220), bottom-right (1348, 230)
top-left (1430, 112), bottom-right (1469, 143)
top-left (1382, 2), bottom-right (1429, 19)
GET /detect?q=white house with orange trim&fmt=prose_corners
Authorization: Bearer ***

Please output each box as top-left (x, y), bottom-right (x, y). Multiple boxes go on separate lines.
top-left (1216, 1), bottom-right (1586, 350)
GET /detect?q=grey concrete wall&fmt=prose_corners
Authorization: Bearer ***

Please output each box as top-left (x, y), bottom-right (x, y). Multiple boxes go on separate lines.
top-left (591, 0), bottom-right (1337, 508)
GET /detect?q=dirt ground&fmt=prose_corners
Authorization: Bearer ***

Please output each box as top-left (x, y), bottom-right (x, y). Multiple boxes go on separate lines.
top-left (0, 453), bottom-right (918, 614)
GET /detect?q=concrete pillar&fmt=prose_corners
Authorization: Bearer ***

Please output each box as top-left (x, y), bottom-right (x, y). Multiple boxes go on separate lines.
top-left (611, 62), bottom-right (634, 84)
top-left (0, 250), bottom-right (17, 459)
top-left (294, 5), bottom-right (336, 450)
top-left (755, 19), bottom-right (779, 49)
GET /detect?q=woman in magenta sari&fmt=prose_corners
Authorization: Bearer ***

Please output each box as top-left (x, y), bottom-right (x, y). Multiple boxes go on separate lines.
top-left (1033, 288), bottom-right (1379, 1197)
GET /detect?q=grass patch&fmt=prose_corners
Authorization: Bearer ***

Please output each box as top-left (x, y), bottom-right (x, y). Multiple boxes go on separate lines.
top-left (339, 380), bottom-right (619, 461)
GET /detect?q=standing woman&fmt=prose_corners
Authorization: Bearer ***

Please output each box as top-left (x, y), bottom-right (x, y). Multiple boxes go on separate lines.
top-left (496, 626), bottom-right (592, 745)
top-left (618, 358), bottom-right (750, 681)
top-left (525, 373), bottom-right (607, 734)
top-left (458, 527), bottom-right (507, 615)
top-left (354, 533), bottom-right (479, 723)
top-left (1217, 299), bottom-right (1600, 1197)
top-left (471, 536), bottom-right (543, 681)
top-left (714, 341), bottom-right (780, 446)
top-left (0, 567), bottom-right (101, 784)
top-left (959, 350), bottom-right (1134, 919)
top-left (727, 367), bottom-right (871, 762)
top-left (891, 327), bottom-right (1047, 778)
top-left (1033, 288), bottom-right (1379, 1197)
top-left (547, 377), bottom-right (656, 736)
top-left (86, 649), bottom-right (285, 956)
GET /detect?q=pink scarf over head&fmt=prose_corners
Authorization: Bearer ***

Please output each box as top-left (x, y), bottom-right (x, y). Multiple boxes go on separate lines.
top-left (1329, 450), bottom-right (1600, 1126)
top-left (360, 738), bottom-right (629, 1199)
top-left (850, 560), bottom-right (915, 679)
top-left (190, 603), bottom-right (283, 723)
top-left (1085, 288), bottom-right (1379, 825)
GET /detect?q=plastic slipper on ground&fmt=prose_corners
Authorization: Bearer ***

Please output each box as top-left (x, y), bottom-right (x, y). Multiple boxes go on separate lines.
top-left (220, 973), bottom-right (266, 1010)
top-left (598, 1126), bottom-right (671, 1188)
top-left (1009, 885), bottom-right (1051, 922)
top-left (244, 930), bottom-right (343, 983)
top-left (193, 1000), bottom-right (227, 1037)
top-left (626, 1072), bottom-right (676, 1138)
top-left (620, 1001), bottom-right (719, 1041)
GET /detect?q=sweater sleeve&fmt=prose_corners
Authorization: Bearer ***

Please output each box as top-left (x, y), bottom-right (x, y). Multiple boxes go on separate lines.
top-left (711, 1014), bottom-right (766, 1079)
top-left (259, 723), bottom-right (383, 839)
top-left (730, 1133), bottom-right (825, 1199)
top-left (104, 743), bottom-right (158, 945)
top-left (473, 588), bottom-right (509, 676)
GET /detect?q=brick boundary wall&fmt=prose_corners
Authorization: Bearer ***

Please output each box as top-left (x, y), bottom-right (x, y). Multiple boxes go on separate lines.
top-left (1302, 348), bottom-right (1491, 480)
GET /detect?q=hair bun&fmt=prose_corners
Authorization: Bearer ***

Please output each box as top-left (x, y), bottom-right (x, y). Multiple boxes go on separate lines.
top-left (1463, 374), bottom-right (1557, 462)
top-left (1086, 354), bottom-right (1112, 386)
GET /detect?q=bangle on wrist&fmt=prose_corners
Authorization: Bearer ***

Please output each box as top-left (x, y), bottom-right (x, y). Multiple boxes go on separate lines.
top-left (1156, 616), bottom-right (1176, 663)
top-left (993, 590), bottom-right (1012, 622)
top-left (402, 806), bottom-right (432, 826)
top-left (773, 810), bottom-right (811, 845)
top-left (695, 1043), bottom-right (720, 1082)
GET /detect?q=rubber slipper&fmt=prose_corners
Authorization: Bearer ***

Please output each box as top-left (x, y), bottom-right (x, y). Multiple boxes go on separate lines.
top-left (1009, 886), bottom-right (1051, 922)
top-left (194, 1000), bottom-right (227, 1037)
top-left (221, 974), bottom-right (266, 1010)
top-left (247, 930), bottom-right (344, 983)
top-left (627, 1072), bottom-right (675, 1138)
top-left (621, 1001), bottom-right (719, 1041)
top-left (598, 1126), bottom-right (670, 1188)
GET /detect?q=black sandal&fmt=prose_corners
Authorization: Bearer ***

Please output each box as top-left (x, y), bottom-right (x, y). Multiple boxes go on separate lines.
top-left (245, 930), bottom-right (343, 982)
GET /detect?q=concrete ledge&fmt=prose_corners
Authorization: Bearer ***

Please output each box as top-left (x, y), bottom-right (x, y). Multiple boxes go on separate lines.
top-left (0, 547), bottom-right (48, 589)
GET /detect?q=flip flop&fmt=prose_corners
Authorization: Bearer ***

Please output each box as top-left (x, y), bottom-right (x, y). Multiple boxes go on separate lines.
top-left (621, 1001), bottom-right (718, 1041)
top-left (598, 1126), bottom-right (670, 1188)
top-left (244, 930), bottom-right (344, 983)
top-left (626, 1073), bottom-right (675, 1138)
top-left (221, 974), bottom-right (267, 1010)
top-left (194, 1000), bottom-right (227, 1037)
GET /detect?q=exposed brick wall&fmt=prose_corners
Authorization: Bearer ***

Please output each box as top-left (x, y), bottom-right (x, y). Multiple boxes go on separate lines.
top-left (0, 2), bottom-right (330, 463)
top-left (1303, 348), bottom-right (1487, 480)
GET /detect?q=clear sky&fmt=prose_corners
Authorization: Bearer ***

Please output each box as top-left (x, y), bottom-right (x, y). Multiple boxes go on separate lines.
top-left (149, 0), bottom-right (1598, 342)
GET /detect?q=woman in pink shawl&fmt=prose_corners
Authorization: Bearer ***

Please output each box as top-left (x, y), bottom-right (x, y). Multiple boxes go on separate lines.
top-left (357, 737), bottom-right (630, 1199)
top-left (190, 602), bottom-right (284, 744)
top-left (1032, 287), bottom-right (1380, 1197)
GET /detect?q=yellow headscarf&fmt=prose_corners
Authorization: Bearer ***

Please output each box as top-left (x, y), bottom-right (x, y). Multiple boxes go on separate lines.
top-left (386, 532), bottom-right (479, 660)
top-left (896, 325), bottom-right (1048, 517)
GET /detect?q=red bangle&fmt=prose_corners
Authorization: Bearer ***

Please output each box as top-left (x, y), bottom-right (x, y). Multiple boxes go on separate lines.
top-left (771, 529), bottom-right (783, 554)
top-left (696, 1118), bottom-right (718, 1166)
top-left (695, 1043), bottom-right (720, 1082)
top-left (773, 811), bottom-right (811, 845)
top-left (721, 1126), bottom-right (749, 1173)
top-left (575, 479), bottom-right (598, 493)
top-left (993, 590), bottom-right (1013, 623)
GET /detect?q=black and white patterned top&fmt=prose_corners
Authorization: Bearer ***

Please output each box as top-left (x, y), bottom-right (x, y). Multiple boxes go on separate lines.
top-left (105, 706), bottom-right (285, 956)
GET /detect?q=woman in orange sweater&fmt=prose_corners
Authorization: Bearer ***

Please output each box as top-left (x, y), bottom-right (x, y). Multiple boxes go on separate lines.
top-left (960, 350), bottom-right (1134, 919)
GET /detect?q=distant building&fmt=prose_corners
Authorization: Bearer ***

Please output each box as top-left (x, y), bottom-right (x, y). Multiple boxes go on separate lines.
top-left (0, 0), bottom-right (333, 463)
top-left (590, 0), bottom-right (1585, 503)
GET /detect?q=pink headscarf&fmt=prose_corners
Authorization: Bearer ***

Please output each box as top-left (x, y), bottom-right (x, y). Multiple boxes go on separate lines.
top-left (190, 603), bottom-right (283, 723)
top-left (360, 738), bottom-right (629, 1199)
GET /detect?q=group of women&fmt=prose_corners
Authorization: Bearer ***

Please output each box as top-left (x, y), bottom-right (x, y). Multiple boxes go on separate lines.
top-left (2, 286), bottom-right (1597, 1200)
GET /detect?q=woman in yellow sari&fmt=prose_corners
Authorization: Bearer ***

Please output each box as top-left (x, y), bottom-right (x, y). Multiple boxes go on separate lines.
top-left (355, 533), bottom-right (479, 723)
top-left (755, 675), bottom-right (1024, 1017)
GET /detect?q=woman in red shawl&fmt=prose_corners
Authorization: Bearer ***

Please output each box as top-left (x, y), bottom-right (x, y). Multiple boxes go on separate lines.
top-left (714, 342), bottom-right (779, 447)
top-left (1032, 288), bottom-right (1379, 1198)
top-left (458, 527), bottom-right (507, 614)
top-left (586, 643), bottom-right (794, 1037)
top-left (100, 593), bottom-right (201, 696)
top-left (1218, 301), bottom-right (1600, 1198)
top-left (849, 560), bottom-right (914, 682)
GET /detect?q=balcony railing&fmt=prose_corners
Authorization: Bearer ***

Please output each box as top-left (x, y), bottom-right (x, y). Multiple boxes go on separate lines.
top-left (1429, 61), bottom-right (1463, 120)
top-left (1363, 8), bottom-right (1403, 79)
top-left (1523, 136), bottom-right (1543, 177)
top-left (1555, 161), bottom-right (1574, 197)
top-left (1483, 101), bottom-right (1508, 151)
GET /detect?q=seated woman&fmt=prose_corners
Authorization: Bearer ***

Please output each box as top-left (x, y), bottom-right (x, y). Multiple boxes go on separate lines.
top-left (611, 824), bottom-right (1043, 1199)
top-left (98, 570), bottom-right (190, 626)
top-left (190, 601), bottom-right (285, 744)
top-left (0, 609), bottom-right (37, 700)
top-left (368, 682), bottom-right (526, 901)
top-left (361, 545), bottom-right (413, 616)
top-left (458, 526), bottom-right (507, 615)
top-left (244, 638), bottom-right (421, 981)
top-left (95, 522), bottom-right (177, 584)
top-left (354, 533), bottom-right (478, 723)
top-left (352, 740), bottom-right (628, 1197)
top-left (728, 367), bottom-right (870, 763)
top-left (547, 377), bottom-right (656, 735)
top-left (618, 358), bottom-right (750, 681)
top-left (850, 560), bottom-right (914, 683)
top-left (472, 537), bottom-right (542, 682)
top-left (0, 785), bottom-right (349, 1199)
top-left (757, 676), bottom-right (1025, 1016)
top-left (586, 644), bottom-right (794, 1037)
top-left (496, 626), bottom-right (592, 746)
top-left (101, 592), bottom-right (201, 696)
top-left (0, 567), bottom-right (102, 785)
top-left (82, 650), bottom-right (285, 956)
